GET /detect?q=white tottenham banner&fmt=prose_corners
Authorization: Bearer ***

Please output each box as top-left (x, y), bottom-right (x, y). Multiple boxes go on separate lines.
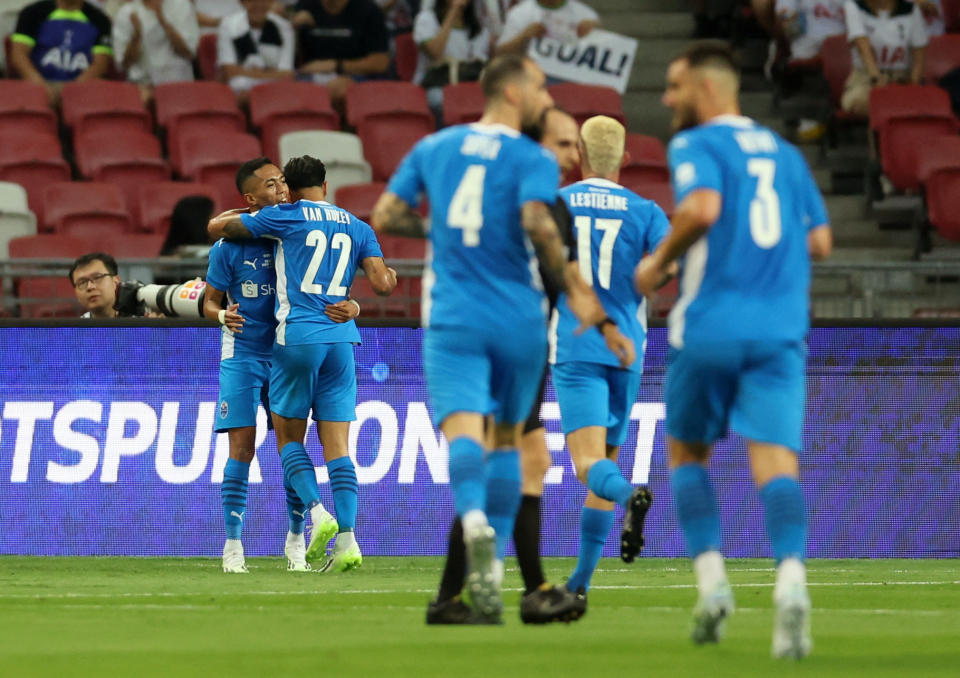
top-left (527, 29), bottom-right (638, 94)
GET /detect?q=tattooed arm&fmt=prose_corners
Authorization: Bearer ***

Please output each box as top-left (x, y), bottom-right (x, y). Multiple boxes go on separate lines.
top-left (370, 192), bottom-right (427, 239)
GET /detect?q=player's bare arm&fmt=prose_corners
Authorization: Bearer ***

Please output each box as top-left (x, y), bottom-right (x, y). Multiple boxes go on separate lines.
top-left (371, 193), bottom-right (427, 239)
top-left (635, 188), bottom-right (721, 297)
top-left (202, 285), bottom-right (244, 334)
top-left (523, 201), bottom-right (635, 367)
top-left (324, 299), bottom-right (362, 323)
top-left (208, 215), bottom-right (254, 240)
top-left (361, 256), bottom-right (399, 297)
top-left (808, 225), bottom-right (833, 261)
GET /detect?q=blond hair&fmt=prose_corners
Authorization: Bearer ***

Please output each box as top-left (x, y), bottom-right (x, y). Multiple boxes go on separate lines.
top-left (580, 115), bottom-right (625, 176)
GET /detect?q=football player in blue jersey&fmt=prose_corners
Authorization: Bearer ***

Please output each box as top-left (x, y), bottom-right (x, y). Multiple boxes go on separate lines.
top-left (636, 42), bottom-right (832, 659)
top-left (372, 54), bottom-right (634, 623)
top-left (551, 114), bottom-right (672, 616)
top-left (208, 155), bottom-right (397, 573)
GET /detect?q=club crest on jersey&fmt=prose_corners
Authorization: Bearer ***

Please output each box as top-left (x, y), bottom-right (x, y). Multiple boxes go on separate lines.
top-left (241, 281), bottom-right (258, 298)
top-left (220, 401), bottom-right (229, 419)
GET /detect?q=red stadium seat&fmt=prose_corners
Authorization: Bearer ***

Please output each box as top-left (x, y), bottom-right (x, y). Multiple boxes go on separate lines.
top-left (623, 179), bottom-right (675, 219)
top-left (395, 32), bottom-right (418, 82)
top-left (178, 132), bottom-right (263, 207)
top-left (868, 84), bottom-right (955, 131)
top-left (8, 234), bottom-right (90, 259)
top-left (357, 113), bottom-right (434, 181)
top-left (345, 81), bottom-right (432, 128)
top-left (649, 276), bottom-right (678, 318)
top-left (249, 82), bottom-right (340, 161)
top-left (334, 181), bottom-right (385, 222)
top-left (60, 81), bottom-right (152, 136)
top-left (74, 129), bottom-right (166, 178)
top-left (137, 181), bottom-right (223, 234)
top-left (0, 81), bottom-right (58, 136)
top-left (924, 34), bottom-right (960, 83)
top-left (197, 33), bottom-right (219, 81)
top-left (547, 83), bottom-right (625, 126)
top-left (622, 133), bottom-right (670, 184)
top-left (43, 182), bottom-right (132, 238)
top-left (819, 35), bottom-right (858, 117)
top-left (378, 233), bottom-right (426, 259)
top-left (350, 275), bottom-right (410, 318)
top-left (154, 82), bottom-right (246, 169)
top-left (0, 131), bottom-right (71, 225)
top-left (877, 116), bottom-right (959, 192)
top-left (110, 233), bottom-right (166, 257)
top-left (944, 0), bottom-right (960, 31)
top-left (442, 82), bottom-right (485, 126)
top-left (17, 277), bottom-right (79, 318)
top-left (917, 137), bottom-right (960, 240)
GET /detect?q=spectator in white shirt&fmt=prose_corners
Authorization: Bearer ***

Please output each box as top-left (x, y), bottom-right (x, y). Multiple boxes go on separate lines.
top-left (113, 0), bottom-right (199, 93)
top-left (495, 0), bottom-right (598, 56)
top-left (841, 0), bottom-right (928, 116)
top-left (414, 0), bottom-right (490, 114)
top-left (218, 0), bottom-right (295, 95)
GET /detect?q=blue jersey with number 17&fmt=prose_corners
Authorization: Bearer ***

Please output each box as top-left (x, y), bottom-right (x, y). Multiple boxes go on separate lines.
top-left (667, 115), bottom-right (829, 348)
top-left (240, 199), bottom-right (383, 346)
top-left (552, 179), bottom-right (669, 372)
top-left (387, 123), bottom-right (559, 330)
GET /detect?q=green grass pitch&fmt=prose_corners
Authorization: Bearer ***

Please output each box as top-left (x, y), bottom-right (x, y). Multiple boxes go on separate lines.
top-left (1, 557), bottom-right (957, 677)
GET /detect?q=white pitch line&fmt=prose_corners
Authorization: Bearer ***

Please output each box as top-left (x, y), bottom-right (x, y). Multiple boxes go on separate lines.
top-left (1, 579), bottom-right (958, 601)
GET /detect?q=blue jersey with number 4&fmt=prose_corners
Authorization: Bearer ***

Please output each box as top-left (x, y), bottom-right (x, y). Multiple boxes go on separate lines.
top-left (206, 238), bottom-right (277, 360)
top-left (552, 179), bottom-right (668, 372)
top-left (387, 123), bottom-right (559, 330)
top-left (240, 199), bottom-right (383, 346)
top-left (667, 115), bottom-right (829, 348)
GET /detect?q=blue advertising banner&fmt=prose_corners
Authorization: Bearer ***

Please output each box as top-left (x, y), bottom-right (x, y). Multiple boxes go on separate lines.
top-left (0, 326), bottom-right (957, 558)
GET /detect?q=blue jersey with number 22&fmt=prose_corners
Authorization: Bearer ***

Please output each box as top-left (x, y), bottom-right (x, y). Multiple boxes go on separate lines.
top-left (241, 199), bottom-right (383, 346)
top-left (667, 115), bottom-right (829, 348)
top-left (388, 123), bottom-right (559, 330)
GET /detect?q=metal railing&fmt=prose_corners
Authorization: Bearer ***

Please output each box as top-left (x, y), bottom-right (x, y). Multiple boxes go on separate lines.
top-left (0, 258), bottom-right (957, 319)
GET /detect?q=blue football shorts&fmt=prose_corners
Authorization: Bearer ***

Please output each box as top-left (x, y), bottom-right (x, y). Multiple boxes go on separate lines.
top-left (269, 342), bottom-right (357, 422)
top-left (665, 339), bottom-right (806, 452)
top-left (551, 361), bottom-right (643, 447)
top-left (423, 322), bottom-right (547, 426)
top-left (216, 356), bottom-right (271, 432)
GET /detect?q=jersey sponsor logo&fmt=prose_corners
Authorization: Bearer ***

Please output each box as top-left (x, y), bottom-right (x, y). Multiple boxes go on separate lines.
top-left (39, 47), bottom-right (89, 72)
top-left (241, 281), bottom-right (259, 298)
top-left (243, 258), bottom-right (258, 270)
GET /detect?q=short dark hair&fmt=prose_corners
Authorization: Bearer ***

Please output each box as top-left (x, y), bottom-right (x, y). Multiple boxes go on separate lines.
top-left (283, 155), bottom-right (327, 191)
top-left (674, 40), bottom-right (740, 76)
top-left (235, 156), bottom-right (273, 194)
top-left (481, 54), bottom-right (530, 101)
top-left (69, 252), bottom-right (118, 284)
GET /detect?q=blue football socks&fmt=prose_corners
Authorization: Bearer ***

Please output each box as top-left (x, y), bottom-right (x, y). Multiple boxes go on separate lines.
top-left (448, 437), bottom-right (486, 518)
top-left (327, 455), bottom-right (359, 532)
top-left (760, 475), bottom-right (807, 563)
top-left (567, 506), bottom-right (614, 592)
top-left (222, 458), bottom-right (250, 540)
top-left (280, 442), bottom-right (321, 510)
top-left (485, 449), bottom-right (522, 560)
top-left (586, 458), bottom-right (634, 507)
top-left (284, 476), bottom-right (306, 535)
top-left (670, 463), bottom-right (722, 558)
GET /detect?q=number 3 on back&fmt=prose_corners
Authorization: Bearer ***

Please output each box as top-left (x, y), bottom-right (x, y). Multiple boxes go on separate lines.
top-left (747, 158), bottom-right (782, 249)
top-left (448, 165), bottom-right (486, 246)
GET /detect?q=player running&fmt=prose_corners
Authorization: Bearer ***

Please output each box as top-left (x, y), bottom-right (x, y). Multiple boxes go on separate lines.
top-left (551, 115), bottom-right (671, 616)
top-left (433, 106), bottom-right (589, 625)
top-left (372, 54), bottom-right (633, 623)
top-left (636, 41), bottom-right (832, 658)
top-left (209, 155), bottom-right (397, 573)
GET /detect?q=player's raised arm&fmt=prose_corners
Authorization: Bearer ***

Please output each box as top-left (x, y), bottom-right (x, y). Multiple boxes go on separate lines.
top-left (635, 188), bottom-right (721, 297)
top-left (371, 192), bottom-right (427, 239)
top-left (208, 209), bottom-right (254, 240)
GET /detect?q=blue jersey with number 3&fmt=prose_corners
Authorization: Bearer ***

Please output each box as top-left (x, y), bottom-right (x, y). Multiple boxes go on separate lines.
top-left (387, 123), bottom-right (559, 330)
top-left (552, 179), bottom-right (669, 372)
top-left (667, 115), bottom-right (829, 348)
top-left (240, 199), bottom-right (383, 346)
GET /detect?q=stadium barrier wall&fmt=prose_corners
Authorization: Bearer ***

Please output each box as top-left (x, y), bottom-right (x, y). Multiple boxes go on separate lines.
top-left (0, 324), bottom-right (957, 558)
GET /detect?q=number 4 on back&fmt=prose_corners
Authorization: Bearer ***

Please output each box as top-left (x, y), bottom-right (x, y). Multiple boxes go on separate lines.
top-left (448, 165), bottom-right (486, 246)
